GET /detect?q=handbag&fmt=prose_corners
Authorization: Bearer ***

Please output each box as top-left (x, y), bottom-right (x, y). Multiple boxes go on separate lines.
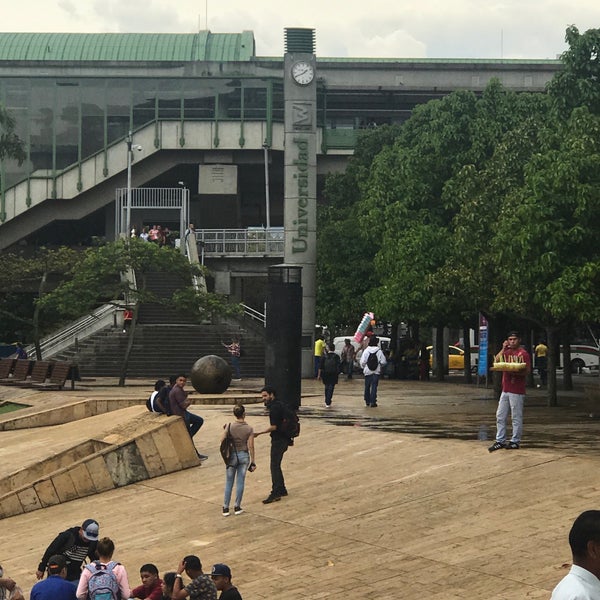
top-left (219, 423), bottom-right (235, 465)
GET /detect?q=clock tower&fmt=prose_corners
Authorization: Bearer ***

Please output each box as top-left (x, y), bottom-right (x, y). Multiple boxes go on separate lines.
top-left (283, 28), bottom-right (317, 377)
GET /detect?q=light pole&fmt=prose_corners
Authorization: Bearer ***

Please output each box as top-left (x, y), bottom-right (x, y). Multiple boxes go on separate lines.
top-left (263, 142), bottom-right (271, 230)
top-left (125, 131), bottom-right (142, 237)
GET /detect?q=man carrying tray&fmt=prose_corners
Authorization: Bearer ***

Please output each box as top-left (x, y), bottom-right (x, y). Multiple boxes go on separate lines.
top-left (488, 331), bottom-right (531, 452)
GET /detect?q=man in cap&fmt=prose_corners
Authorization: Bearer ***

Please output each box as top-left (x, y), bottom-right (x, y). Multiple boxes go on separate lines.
top-left (30, 555), bottom-right (76, 600)
top-left (551, 510), bottom-right (600, 598)
top-left (488, 331), bottom-right (531, 452)
top-left (36, 519), bottom-right (99, 582)
top-left (210, 564), bottom-right (242, 600)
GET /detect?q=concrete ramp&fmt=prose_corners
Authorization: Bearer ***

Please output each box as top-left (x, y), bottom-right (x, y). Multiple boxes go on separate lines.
top-left (0, 407), bottom-right (199, 519)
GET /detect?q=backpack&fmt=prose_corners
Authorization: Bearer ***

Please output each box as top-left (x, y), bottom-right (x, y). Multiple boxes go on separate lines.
top-left (277, 402), bottom-right (300, 442)
top-left (322, 353), bottom-right (339, 375)
top-left (86, 561), bottom-right (120, 600)
top-left (367, 350), bottom-right (379, 371)
top-left (146, 391), bottom-right (159, 412)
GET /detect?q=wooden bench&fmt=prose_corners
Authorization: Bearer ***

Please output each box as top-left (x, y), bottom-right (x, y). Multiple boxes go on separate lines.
top-left (31, 361), bottom-right (73, 390)
top-left (15, 360), bottom-right (52, 387)
top-left (0, 359), bottom-right (32, 384)
top-left (0, 358), bottom-right (16, 380)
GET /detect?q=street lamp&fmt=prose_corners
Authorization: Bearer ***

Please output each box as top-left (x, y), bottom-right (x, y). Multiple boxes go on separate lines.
top-left (125, 130), bottom-right (142, 237)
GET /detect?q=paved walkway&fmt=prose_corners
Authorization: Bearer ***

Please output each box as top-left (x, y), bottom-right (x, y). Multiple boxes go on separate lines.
top-left (1, 375), bottom-right (600, 599)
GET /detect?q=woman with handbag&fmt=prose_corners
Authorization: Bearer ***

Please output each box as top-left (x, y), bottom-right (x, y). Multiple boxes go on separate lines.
top-left (220, 404), bottom-right (255, 517)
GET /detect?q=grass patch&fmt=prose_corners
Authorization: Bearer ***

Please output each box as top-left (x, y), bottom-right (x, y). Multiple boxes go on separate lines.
top-left (0, 402), bottom-right (28, 414)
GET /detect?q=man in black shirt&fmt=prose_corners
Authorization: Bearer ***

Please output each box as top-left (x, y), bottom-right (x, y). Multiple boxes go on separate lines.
top-left (210, 564), bottom-right (242, 600)
top-left (254, 386), bottom-right (292, 504)
top-left (36, 519), bottom-right (99, 582)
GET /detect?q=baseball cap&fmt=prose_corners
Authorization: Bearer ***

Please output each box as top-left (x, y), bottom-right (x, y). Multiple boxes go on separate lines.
top-left (211, 564), bottom-right (231, 578)
top-left (47, 555), bottom-right (67, 571)
top-left (81, 519), bottom-right (99, 541)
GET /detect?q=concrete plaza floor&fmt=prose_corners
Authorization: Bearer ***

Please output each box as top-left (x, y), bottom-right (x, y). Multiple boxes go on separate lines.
top-left (1, 374), bottom-right (600, 599)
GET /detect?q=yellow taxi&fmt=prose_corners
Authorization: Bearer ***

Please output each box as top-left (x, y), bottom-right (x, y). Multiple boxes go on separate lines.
top-left (428, 345), bottom-right (466, 370)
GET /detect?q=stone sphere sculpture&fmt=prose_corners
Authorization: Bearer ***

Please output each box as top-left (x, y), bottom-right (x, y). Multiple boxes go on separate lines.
top-left (190, 355), bottom-right (232, 394)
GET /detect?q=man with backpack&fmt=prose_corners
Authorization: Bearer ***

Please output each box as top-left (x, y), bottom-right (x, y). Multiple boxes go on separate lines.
top-left (75, 537), bottom-right (130, 600)
top-left (255, 386), bottom-right (298, 504)
top-left (36, 519), bottom-right (100, 583)
top-left (360, 336), bottom-right (387, 407)
top-left (318, 343), bottom-right (341, 408)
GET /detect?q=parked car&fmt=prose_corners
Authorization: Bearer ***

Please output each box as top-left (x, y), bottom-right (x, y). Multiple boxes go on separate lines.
top-left (428, 345), bottom-right (469, 370)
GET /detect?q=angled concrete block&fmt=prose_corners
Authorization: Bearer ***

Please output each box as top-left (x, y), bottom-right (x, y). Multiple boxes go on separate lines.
top-left (152, 422), bottom-right (183, 472)
top-left (86, 455), bottom-right (115, 492)
top-left (166, 419), bottom-right (200, 469)
top-left (70, 463), bottom-right (97, 496)
top-left (17, 487), bottom-right (42, 513)
top-left (0, 493), bottom-right (24, 518)
top-left (104, 443), bottom-right (149, 487)
top-left (34, 479), bottom-right (60, 507)
top-left (52, 471), bottom-right (79, 502)
top-left (135, 434), bottom-right (167, 477)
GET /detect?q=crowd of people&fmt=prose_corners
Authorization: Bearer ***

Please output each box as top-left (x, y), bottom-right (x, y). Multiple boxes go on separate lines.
top-left (0, 518), bottom-right (243, 599)
top-left (130, 225), bottom-right (173, 246)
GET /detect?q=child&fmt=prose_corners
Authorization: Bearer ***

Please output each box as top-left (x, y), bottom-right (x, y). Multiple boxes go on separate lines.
top-left (131, 564), bottom-right (162, 600)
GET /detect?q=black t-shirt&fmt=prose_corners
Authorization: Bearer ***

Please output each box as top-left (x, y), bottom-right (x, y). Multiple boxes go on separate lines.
top-left (220, 586), bottom-right (243, 600)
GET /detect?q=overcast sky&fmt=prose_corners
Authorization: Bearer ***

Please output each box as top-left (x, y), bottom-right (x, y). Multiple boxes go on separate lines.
top-left (2, 0), bottom-right (599, 60)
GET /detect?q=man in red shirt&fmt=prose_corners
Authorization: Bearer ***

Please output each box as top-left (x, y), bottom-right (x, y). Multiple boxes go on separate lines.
top-left (488, 331), bottom-right (531, 452)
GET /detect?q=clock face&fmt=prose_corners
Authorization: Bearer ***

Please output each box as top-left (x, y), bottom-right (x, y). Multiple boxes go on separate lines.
top-left (291, 61), bottom-right (314, 85)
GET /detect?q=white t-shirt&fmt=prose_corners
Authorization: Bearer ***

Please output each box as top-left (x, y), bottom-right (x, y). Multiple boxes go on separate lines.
top-left (551, 564), bottom-right (600, 599)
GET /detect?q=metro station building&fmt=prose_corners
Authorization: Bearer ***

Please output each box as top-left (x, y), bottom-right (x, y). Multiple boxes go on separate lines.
top-left (0, 29), bottom-right (560, 368)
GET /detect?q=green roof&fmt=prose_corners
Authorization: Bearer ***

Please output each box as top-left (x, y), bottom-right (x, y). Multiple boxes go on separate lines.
top-left (0, 32), bottom-right (255, 62)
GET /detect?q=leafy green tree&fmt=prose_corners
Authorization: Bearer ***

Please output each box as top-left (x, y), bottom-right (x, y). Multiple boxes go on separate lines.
top-left (548, 26), bottom-right (600, 117)
top-left (0, 104), bottom-right (26, 165)
top-left (316, 125), bottom-right (401, 331)
top-left (0, 247), bottom-right (81, 357)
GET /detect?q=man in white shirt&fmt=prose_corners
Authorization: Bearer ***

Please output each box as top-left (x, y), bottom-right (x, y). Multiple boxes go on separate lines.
top-left (551, 510), bottom-right (600, 599)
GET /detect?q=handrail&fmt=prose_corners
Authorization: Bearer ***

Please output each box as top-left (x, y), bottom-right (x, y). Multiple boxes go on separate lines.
top-left (25, 303), bottom-right (122, 359)
top-left (241, 303), bottom-right (265, 326)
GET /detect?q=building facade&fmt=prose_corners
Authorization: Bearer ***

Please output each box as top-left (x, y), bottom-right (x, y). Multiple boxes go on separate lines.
top-left (0, 30), bottom-right (561, 369)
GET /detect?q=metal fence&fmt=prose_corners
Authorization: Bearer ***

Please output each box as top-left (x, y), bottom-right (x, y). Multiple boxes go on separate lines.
top-left (196, 228), bottom-right (284, 256)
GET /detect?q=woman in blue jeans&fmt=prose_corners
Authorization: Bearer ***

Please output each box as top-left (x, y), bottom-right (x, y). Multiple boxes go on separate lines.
top-left (220, 404), bottom-right (256, 516)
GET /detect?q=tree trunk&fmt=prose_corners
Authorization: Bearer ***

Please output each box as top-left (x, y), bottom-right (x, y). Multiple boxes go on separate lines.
top-left (546, 327), bottom-right (558, 407)
top-left (32, 270), bottom-right (48, 360)
top-left (434, 326), bottom-right (445, 381)
top-left (562, 340), bottom-right (573, 390)
top-left (118, 303), bottom-right (137, 387)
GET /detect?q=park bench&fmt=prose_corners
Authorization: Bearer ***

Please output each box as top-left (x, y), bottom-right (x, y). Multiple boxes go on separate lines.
top-left (0, 358), bottom-right (16, 379)
top-left (31, 361), bottom-right (73, 390)
top-left (0, 359), bottom-right (32, 384)
top-left (15, 360), bottom-right (52, 387)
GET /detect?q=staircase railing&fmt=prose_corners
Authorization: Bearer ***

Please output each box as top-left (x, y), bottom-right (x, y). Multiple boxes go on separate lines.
top-left (25, 303), bottom-right (122, 359)
top-left (242, 303), bottom-right (266, 326)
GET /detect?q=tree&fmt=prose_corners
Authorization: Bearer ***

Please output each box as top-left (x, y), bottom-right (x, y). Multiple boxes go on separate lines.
top-left (0, 104), bottom-right (26, 164)
top-left (548, 26), bottom-right (600, 117)
top-left (0, 247), bottom-right (81, 357)
top-left (316, 125), bottom-right (401, 330)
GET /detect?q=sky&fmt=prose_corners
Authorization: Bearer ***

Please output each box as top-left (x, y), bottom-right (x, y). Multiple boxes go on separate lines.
top-left (2, 0), bottom-right (600, 60)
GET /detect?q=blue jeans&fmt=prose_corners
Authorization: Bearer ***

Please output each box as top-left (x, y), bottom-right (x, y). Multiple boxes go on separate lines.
top-left (314, 356), bottom-right (321, 377)
top-left (363, 373), bottom-right (380, 406)
top-left (324, 383), bottom-right (335, 405)
top-left (184, 411), bottom-right (204, 438)
top-left (231, 355), bottom-right (241, 379)
top-left (223, 450), bottom-right (249, 508)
